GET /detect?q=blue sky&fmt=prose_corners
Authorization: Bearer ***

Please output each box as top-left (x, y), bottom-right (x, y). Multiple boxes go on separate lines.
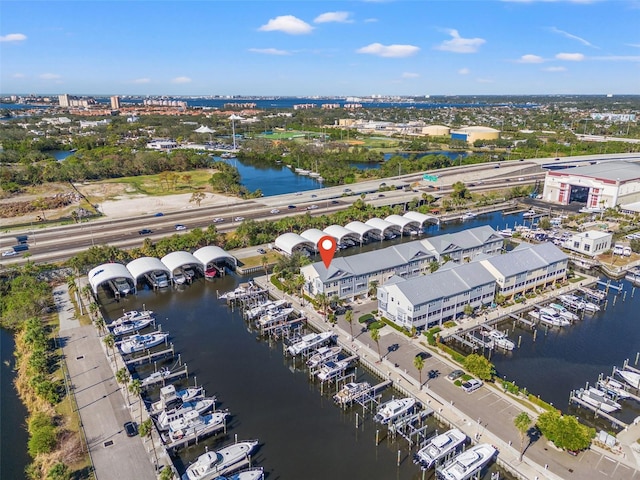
top-left (1, 0), bottom-right (639, 96)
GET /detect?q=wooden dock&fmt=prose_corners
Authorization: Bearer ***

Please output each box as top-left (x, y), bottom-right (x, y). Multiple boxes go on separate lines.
top-left (509, 313), bottom-right (535, 328)
top-left (140, 364), bottom-right (189, 389)
top-left (449, 334), bottom-right (478, 350)
top-left (124, 344), bottom-right (176, 367)
top-left (569, 391), bottom-right (628, 428)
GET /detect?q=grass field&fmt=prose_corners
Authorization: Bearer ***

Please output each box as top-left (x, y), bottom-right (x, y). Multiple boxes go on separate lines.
top-left (100, 169), bottom-right (216, 197)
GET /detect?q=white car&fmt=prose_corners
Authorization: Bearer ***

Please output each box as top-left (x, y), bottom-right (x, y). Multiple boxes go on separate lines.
top-left (174, 224), bottom-right (187, 231)
top-left (270, 209), bottom-right (280, 214)
top-left (461, 379), bottom-right (483, 393)
top-left (234, 216), bottom-right (245, 222)
top-left (307, 204), bottom-right (319, 210)
top-left (213, 217), bottom-right (225, 223)
top-left (2, 250), bottom-right (18, 257)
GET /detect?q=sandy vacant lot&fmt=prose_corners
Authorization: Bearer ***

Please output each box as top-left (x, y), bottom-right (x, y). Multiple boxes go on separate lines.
top-left (99, 191), bottom-right (234, 218)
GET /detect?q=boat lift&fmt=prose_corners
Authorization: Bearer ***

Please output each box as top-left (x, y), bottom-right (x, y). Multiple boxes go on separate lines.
top-left (388, 407), bottom-right (434, 447)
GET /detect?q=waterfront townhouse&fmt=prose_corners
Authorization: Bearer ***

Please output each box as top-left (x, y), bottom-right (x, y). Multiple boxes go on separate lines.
top-left (301, 242), bottom-right (436, 300)
top-left (419, 225), bottom-right (504, 263)
top-left (479, 242), bottom-right (568, 300)
top-left (377, 262), bottom-right (497, 330)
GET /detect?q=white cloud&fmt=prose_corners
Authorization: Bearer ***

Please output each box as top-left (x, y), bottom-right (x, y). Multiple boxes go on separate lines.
top-left (314, 11), bottom-right (352, 23)
top-left (0, 33), bottom-right (27, 42)
top-left (476, 78), bottom-right (495, 83)
top-left (518, 54), bottom-right (544, 63)
top-left (356, 43), bottom-right (420, 58)
top-left (549, 27), bottom-right (596, 48)
top-left (249, 48), bottom-right (291, 55)
top-left (12, 73), bottom-right (25, 78)
top-left (543, 66), bottom-right (567, 71)
top-left (591, 55), bottom-right (640, 62)
top-left (626, 43), bottom-right (640, 48)
top-left (133, 78), bottom-right (151, 84)
top-left (402, 72), bottom-right (420, 78)
top-left (39, 73), bottom-right (61, 80)
top-left (458, 68), bottom-right (470, 75)
top-left (435, 29), bottom-right (485, 53)
top-left (364, 18), bottom-right (378, 23)
top-left (259, 15), bottom-right (313, 35)
top-left (556, 52), bottom-right (585, 61)
top-left (171, 76), bottom-right (192, 84)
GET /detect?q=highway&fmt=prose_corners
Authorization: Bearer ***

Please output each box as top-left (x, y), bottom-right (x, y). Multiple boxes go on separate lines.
top-left (2, 152), bottom-right (640, 267)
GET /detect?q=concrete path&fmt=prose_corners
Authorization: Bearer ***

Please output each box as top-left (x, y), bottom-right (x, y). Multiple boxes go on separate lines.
top-left (57, 283), bottom-right (158, 480)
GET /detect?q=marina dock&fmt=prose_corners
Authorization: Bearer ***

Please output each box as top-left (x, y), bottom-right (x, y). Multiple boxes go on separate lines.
top-left (124, 343), bottom-right (176, 367)
top-left (568, 390), bottom-right (628, 428)
top-left (162, 414), bottom-right (229, 452)
top-left (139, 363), bottom-right (189, 389)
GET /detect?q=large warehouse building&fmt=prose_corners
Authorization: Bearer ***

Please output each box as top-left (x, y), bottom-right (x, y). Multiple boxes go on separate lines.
top-left (542, 161), bottom-right (640, 209)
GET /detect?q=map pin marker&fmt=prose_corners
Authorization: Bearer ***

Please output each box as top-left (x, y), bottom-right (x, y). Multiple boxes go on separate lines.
top-left (318, 235), bottom-right (337, 269)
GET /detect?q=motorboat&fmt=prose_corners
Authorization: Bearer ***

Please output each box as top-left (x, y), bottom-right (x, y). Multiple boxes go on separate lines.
top-left (245, 299), bottom-right (287, 320)
top-left (287, 331), bottom-right (335, 356)
top-left (576, 387), bottom-right (621, 413)
top-left (597, 378), bottom-right (631, 399)
top-left (151, 384), bottom-right (205, 414)
top-left (498, 228), bottom-right (513, 238)
top-left (110, 309), bottom-right (154, 327)
top-left (547, 303), bottom-right (579, 322)
top-left (205, 266), bottom-right (218, 279)
top-left (461, 212), bottom-right (477, 221)
top-left (255, 307), bottom-right (294, 327)
top-left (558, 294), bottom-right (586, 310)
top-left (140, 367), bottom-right (171, 387)
top-left (529, 310), bottom-right (570, 327)
top-left (183, 439), bottom-right (259, 480)
top-left (306, 346), bottom-right (342, 369)
top-left (173, 272), bottom-right (187, 285)
top-left (616, 369), bottom-right (640, 389)
top-left (212, 468), bottom-right (264, 480)
top-left (483, 329), bottom-right (515, 350)
top-left (316, 359), bottom-right (352, 381)
top-left (165, 409), bottom-right (229, 443)
top-left (219, 282), bottom-right (265, 300)
top-left (414, 428), bottom-right (467, 470)
top-left (522, 209), bottom-right (537, 218)
top-left (333, 381), bottom-right (371, 406)
top-left (373, 397), bottom-right (416, 424)
top-left (111, 316), bottom-right (155, 336)
top-left (436, 443), bottom-right (497, 480)
top-left (118, 332), bottom-right (169, 354)
top-left (157, 396), bottom-right (216, 431)
top-left (580, 298), bottom-right (600, 313)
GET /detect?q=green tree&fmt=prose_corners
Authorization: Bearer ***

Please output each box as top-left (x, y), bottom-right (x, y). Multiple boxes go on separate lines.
top-left (368, 280), bottom-right (379, 299)
top-left (463, 304), bottom-right (474, 317)
top-left (47, 463), bottom-right (70, 480)
top-left (315, 293), bottom-right (329, 321)
top-left (451, 181), bottom-right (470, 200)
top-left (429, 261), bottom-right (440, 273)
top-left (345, 309), bottom-right (354, 340)
top-left (128, 378), bottom-right (143, 424)
top-left (414, 354), bottom-right (425, 387)
top-left (190, 191), bottom-right (206, 207)
top-left (514, 411), bottom-right (532, 461)
top-left (159, 467), bottom-right (174, 480)
top-left (536, 410), bottom-right (595, 451)
top-left (463, 353), bottom-right (494, 381)
top-left (116, 367), bottom-right (131, 399)
top-left (370, 327), bottom-right (381, 361)
top-left (139, 419), bottom-right (159, 467)
top-left (103, 333), bottom-right (116, 364)
top-left (538, 217), bottom-right (551, 230)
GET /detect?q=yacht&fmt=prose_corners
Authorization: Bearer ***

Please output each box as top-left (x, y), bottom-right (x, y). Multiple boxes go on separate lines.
top-left (118, 332), bottom-right (169, 354)
top-left (245, 299), bottom-right (287, 320)
top-left (597, 378), bottom-right (631, 399)
top-left (165, 409), bottom-right (229, 444)
top-left (558, 294), bottom-right (586, 311)
top-left (213, 468), bottom-right (264, 480)
top-left (306, 346), bottom-right (342, 368)
top-left (287, 331), bottom-right (335, 356)
top-left (522, 209), bottom-right (537, 218)
top-left (373, 397), bottom-right (416, 424)
top-left (219, 282), bottom-right (265, 300)
top-left (547, 303), bottom-right (579, 322)
top-left (151, 384), bottom-right (205, 414)
top-left (529, 309), bottom-right (570, 327)
top-left (414, 428), bottom-right (467, 470)
top-left (173, 271), bottom-right (187, 285)
top-left (111, 316), bottom-right (155, 336)
top-left (255, 307), bottom-right (294, 328)
top-left (333, 381), bottom-right (371, 406)
top-left (436, 443), bottom-right (497, 480)
top-left (616, 369), bottom-right (640, 389)
top-left (183, 439), bottom-right (259, 480)
top-left (576, 387), bottom-right (621, 413)
top-left (484, 329), bottom-right (515, 350)
top-left (316, 359), bottom-right (352, 381)
top-left (140, 367), bottom-right (171, 387)
top-left (156, 396), bottom-right (216, 431)
top-left (498, 228), bottom-right (513, 238)
top-left (110, 309), bottom-right (154, 327)
top-left (461, 212), bottom-right (477, 221)
top-left (580, 298), bottom-right (600, 313)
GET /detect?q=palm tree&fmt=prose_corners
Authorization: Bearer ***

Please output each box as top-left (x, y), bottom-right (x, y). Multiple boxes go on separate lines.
top-left (261, 255), bottom-right (269, 280)
top-left (94, 315), bottom-right (106, 336)
top-left (370, 327), bottom-right (381, 361)
top-left (514, 411), bottom-right (532, 461)
top-left (128, 379), bottom-right (143, 424)
top-left (116, 367), bottom-right (130, 398)
top-left (89, 302), bottom-right (99, 321)
top-left (66, 276), bottom-right (77, 296)
top-left (368, 280), bottom-right (379, 299)
top-left (103, 333), bottom-right (116, 364)
top-left (139, 419), bottom-right (159, 466)
top-left (315, 293), bottom-right (329, 321)
top-left (414, 355), bottom-right (425, 387)
top-left (345, 309), bottom-right (354, 340)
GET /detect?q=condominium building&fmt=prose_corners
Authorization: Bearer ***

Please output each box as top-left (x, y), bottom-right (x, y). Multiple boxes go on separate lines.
top-left (110, 95), bottom-right (121, 110)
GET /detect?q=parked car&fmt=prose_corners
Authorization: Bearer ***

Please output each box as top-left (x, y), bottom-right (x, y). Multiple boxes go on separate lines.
top-left (138, 228), bottom-right (153, 235)
top-left (175, 224), bottom-right (186, 231)
top-left (124, 421), bottom-right (138, 437)
top-left (447, 369), bottom-right (465, 382)
top-left (257, 248), bottom-right (266, 254)
top-left (462, 379), bottom-right (483, 393)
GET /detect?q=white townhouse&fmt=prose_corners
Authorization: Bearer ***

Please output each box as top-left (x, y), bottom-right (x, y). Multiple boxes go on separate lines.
top-left (479, 242), bottom-right (568, 300)
top-left (377, 262), bottom-right (497, 330)
top-left (301, 242), bottom-right (436, 300)
top-left (563, 231), bottom-right (612, 257)
top-left (420, 225), bottom-right (504, 263)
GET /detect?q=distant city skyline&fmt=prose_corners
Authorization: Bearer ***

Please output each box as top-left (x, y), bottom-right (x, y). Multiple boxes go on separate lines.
top-left (1, 0), bottom-right (639, 96)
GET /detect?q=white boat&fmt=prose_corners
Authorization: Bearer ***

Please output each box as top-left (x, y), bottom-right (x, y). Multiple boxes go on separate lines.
top-left (306, 346), bottom-right (342, 368)
top-left (436, 443), bottom-right (497, 480)
top-left (333, 381), bottom-right (371, 406)
top-left (316, 359), bottom-right (352, 381)
top-left (484, 329), bottom-right (515, 350)
top-left (141, 367), bottom-right (171, 387)
top-left (173, 272), bottom-right (187, 285)
top-left (111, 316), bottom-right (155, 336)
top-left (255, 307), bottom-right (294, 327)
top-left (523, 209), bottom-right (537, 218)
top-left (529, 309), bottom-right (570, 327)
top-left (183, 440), bottom-right (259, 480)
top-left (576, 387), bottom-right (621, 413)
top-left (151, 384), bottom-right (205, 414)
top-left (166, 409), bottom-right (229, 443)
top-left (597, 378), bottom-right (631, 399)
top-left (219, 282), bottom-right (266, 300)
top-left (373, 397), bottom-right (416, 424)
top-left (245, 299), bottom-right (287, 320)
top-left (461, 212), bottom-right (476, 221)
top-left (558, 294), bottom-right (586, 310)
top-left (118, 332), bottom-right (169, 354)
top-left (498, 228), bottom-right (513, 238)
top-left (580, 298), bottom-right (600, 312)
top-left (414, 428), bottom-right (467, 470)
top-left (625, 267), bottom-right (640, 285)
top-left (547, 303), bottom-right (579, 322)
top-left (157, 396), bottom-right (216, 431)
top-left (287, 331), bottom-right (335, 356)
top-left (110, 309), bottom-right (154, 327)
top-left (213, 468), bottom-right (264, 480)
top-left (616, 369), bottom-right (640, 389)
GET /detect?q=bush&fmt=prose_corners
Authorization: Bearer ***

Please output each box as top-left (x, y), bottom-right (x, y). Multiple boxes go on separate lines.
top-left (358, 313), bottom-right (374, 323)
top-left (28, 423), bottom-right (56, 457)
top-left (47, 463), bottom-right (70, 480)
top-left (425, 327), bottom-right (442, 346)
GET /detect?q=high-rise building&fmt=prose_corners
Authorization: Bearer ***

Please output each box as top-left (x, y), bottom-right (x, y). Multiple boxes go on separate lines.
top-left (110, 95), bottom-right (120, 110)
top-left (58, 94), bottom-right (70, 107)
